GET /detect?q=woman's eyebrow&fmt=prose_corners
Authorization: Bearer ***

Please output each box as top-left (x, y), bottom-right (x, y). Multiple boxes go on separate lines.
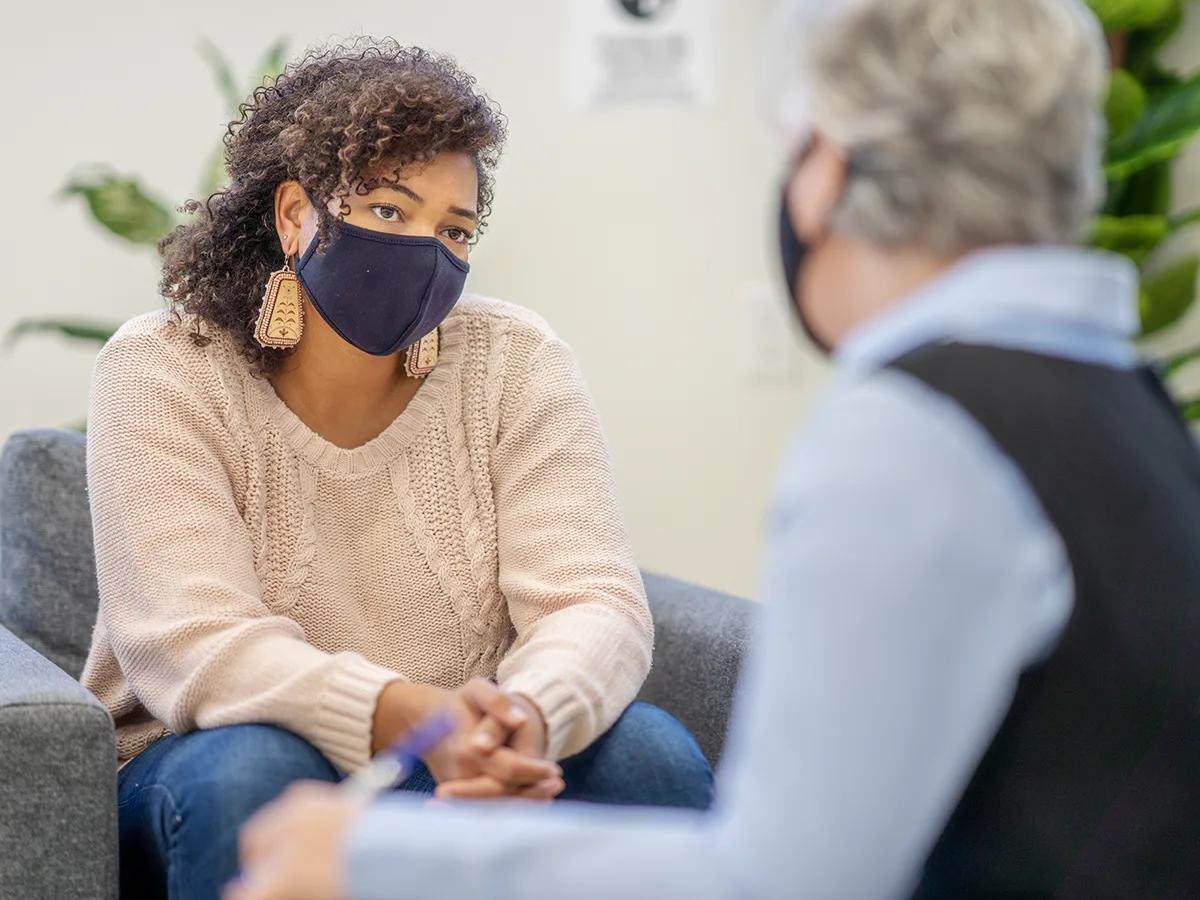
top-left (383, 183), bottom-right (476, 221)
top-left (385, 183), bottom-right (424, 204)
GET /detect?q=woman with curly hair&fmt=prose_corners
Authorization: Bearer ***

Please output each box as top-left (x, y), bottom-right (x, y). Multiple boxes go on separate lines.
top-left (80, 39), bottom-right (712, 900)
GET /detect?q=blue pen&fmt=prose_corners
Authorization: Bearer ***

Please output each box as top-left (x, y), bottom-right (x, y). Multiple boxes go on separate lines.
top-left (342, 709), bottom-right (455, 800)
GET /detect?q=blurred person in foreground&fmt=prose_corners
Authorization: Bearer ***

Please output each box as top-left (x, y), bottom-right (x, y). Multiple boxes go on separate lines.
top-left (84, 39), bottom-right (713, 900)
top-left (228, 1), bottom-right (1200, 898)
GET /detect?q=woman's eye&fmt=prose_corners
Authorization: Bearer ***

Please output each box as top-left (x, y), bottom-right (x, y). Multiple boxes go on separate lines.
top-left (445, 227), bottom-right (473, 245)
top-left (370, 205), bottom-right (400, 222)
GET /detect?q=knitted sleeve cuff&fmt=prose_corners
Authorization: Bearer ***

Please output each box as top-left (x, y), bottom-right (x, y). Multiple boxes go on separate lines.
top-left (313, 655), bottom-right (405, 774)
top-left (500, 669), bottom-right (589, 762)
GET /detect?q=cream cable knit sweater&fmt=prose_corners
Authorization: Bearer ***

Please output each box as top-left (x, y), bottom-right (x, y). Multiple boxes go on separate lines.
top-left (79, 296), bottom-right (654, 774)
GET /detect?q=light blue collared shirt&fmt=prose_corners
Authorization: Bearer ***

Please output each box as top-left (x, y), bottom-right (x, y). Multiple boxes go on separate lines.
top-left (345, 246), bottom-right (1141, 900)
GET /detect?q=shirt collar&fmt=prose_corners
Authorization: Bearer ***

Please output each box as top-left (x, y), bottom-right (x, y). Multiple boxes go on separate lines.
top-left (834, 245), bottom-right (1141, 373)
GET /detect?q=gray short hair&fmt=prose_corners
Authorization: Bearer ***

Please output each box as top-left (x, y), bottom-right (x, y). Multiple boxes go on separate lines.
top-left (778, 0), bottom-right (1109, 253)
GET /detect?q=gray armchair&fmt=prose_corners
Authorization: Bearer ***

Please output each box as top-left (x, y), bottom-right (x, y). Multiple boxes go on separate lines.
top-left (0, 429), bottom-right (754, 900)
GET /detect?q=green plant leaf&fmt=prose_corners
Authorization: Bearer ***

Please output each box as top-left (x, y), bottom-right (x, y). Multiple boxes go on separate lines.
top-left (194, 37), bottom-right (286, 198)
top-left (1087, 0), bottom-right (1176, 31)
top-left (62, 172), bottom-right (176, 246)
top-left (252, 37), bottom-right (289, 91)
top-left (1107, 69), bottom-right (1147, 140)
top-left (198, 143), bottom-right (229, 198)
top-left (1090, 214), bottom-right (1170, 266)
top-left (1114, 159), bottom-right (1173, 217)
top-left (1140, 254), bottom-right (1200, 335)
top-left (1106, 73), bottom-right (1200, 181)
top-left (5, 319), bottom-right (120, 349)
top-left (1179, 396), bottom-right (1200, 421)
top-left (1169, 205), bottom-right (1200, 232)
top-left (1162, 343), bottom-right (1200, 376)
top-left (1125, 0), bottom-right (1185, 83)
top-left (1104, 178), bottom-right (1129, 216)
top-left (1130, 64), bottom-right (1184, 95)
top-left (198, 37), bottom-right (243, 118)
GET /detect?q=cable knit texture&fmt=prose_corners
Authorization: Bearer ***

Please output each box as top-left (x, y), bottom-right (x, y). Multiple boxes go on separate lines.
top-left (79, 296), bottom-right (654, 773)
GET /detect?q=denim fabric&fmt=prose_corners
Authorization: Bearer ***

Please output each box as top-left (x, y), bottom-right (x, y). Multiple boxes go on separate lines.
top-left (116, 702), bottom-right (712, 900)
top-left (557, 702), bottom-right (713, 807)
top-left (117, 725), bottom-right (338, 900)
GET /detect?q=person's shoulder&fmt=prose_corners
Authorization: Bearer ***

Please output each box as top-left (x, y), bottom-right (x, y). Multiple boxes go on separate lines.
top-left (803, 369), bottom-right (955, 442)
top-left (448, 296), bottom-right (595, 417)
top-left (778, 366), bottom-right (1036, 516)
top-left (790, 369), bottom-right (979, 465)
top-left (104, 307), bottom-right (176, 344)
top-left (106, 308), bottom-right (238, 361)
top-left (448, 294), bottom-right (579, 388)
top-left (95, 309), bottom-right (244, 406)
top-left (450, 294), bottom-right (560, 345)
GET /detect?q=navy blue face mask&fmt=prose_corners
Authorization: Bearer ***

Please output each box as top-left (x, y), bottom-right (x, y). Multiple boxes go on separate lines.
top-left (779, 138), bottom-right (848, 357)
top-left (779, 186), bottom-right (833, 356)
top-left (295, 219), bottom-right (470, 357)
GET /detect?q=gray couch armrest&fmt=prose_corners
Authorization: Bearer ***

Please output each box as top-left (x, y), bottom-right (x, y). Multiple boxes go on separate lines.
top-left (0, 623), bottom-right (117, 900)
top-left (638, 572), bottom-right (756, 768)
top-left (0, 429), bottom-right (98, 680)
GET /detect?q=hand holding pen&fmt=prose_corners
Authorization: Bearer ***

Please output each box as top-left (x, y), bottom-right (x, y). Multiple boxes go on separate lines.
top-left (226, 685), bottom-right (562, 900)
top-left (342, 708), bottom-right (457, 800)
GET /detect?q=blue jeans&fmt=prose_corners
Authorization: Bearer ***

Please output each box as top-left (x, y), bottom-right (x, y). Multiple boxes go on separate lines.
top-left (116, 702), bottom-right (713, 900)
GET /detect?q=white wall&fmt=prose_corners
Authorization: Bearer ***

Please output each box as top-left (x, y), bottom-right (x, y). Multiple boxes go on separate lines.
top-left (0, 0), bottom-right (814, 598)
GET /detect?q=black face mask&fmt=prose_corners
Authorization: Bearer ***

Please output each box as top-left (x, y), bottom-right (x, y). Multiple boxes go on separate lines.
top-left (778, 188), bottom-right (832, 356)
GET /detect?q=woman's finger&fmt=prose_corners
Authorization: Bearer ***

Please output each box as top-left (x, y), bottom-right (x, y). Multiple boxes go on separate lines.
top-left (469, 714), bottom-right (509, 753)
top-left (480, 746), bottom-right (560, 787)
top-left (513, 776), bottom-right (566, 802)
top-left (237, 804), bottom-right (281, 869)
top-left (434, 774), bottom-right (511, 800)
top-left (222, 872), bottom-right (273, 900)
top-left (237, 781), bottom-right (332, 868)
top-left (460, 679), bottom-right (527, 730)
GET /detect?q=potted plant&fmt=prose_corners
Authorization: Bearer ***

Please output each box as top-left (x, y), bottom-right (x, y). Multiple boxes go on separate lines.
top-left (1087, 0), bottom-right (1200, 414)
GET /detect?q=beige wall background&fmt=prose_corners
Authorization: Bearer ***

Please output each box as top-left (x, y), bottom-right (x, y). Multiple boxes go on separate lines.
top-left (3, 2), bottom-right (1199, 599)
top-left (0, 0), bottom-right (813, 599)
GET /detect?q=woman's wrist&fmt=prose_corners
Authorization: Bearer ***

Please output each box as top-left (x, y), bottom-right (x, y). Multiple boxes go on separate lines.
top-left (371, 680), bottom-right (432, 754)
top-left (508, 692), bottom-right (550, 759)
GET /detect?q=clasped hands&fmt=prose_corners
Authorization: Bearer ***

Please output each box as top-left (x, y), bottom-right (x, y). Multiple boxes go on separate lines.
top-left (224, 679), bottom-right (560, 900)
top-left (374, 677), bottom-right (564, 800)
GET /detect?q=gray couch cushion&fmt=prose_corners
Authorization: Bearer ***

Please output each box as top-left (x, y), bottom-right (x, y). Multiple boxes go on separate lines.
top-left (639, 572), bottom-right (754, 767)
top-left (0, 430), bottom-right (98, 679)
top-left (0, 623), bottom-right (117, 900)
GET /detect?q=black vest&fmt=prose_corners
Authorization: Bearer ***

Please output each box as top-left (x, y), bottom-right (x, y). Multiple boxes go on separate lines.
top-left (892, 343), bottom-right (1200, 900)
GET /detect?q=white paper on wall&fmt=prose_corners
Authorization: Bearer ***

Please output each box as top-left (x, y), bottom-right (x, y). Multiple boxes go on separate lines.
top-left (565, 0), bottom-right (717, 109)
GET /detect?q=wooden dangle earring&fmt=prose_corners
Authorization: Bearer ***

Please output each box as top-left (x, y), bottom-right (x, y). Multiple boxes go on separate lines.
top-left (255, 238), bottom-right (304, 349)
top-left (404, 328), bottom-right (439, 378)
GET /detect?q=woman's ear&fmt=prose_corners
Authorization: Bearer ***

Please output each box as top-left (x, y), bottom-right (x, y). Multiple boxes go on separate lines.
top-left (789, 132), bottom-right (849, 240)
top-left (274, 181), bottom-right (309, 257)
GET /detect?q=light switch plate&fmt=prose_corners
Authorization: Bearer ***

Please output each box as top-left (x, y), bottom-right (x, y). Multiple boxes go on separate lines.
top-left (739, 282), bottom-right (802, 379)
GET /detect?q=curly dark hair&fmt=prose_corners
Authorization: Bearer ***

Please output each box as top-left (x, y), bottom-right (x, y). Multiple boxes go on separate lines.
top-left (160, 38), bottom-right (507, 375)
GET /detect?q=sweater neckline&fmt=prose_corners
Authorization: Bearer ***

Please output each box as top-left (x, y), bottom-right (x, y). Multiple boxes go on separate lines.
top-left (247, 315), bottom-right (464, 476)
